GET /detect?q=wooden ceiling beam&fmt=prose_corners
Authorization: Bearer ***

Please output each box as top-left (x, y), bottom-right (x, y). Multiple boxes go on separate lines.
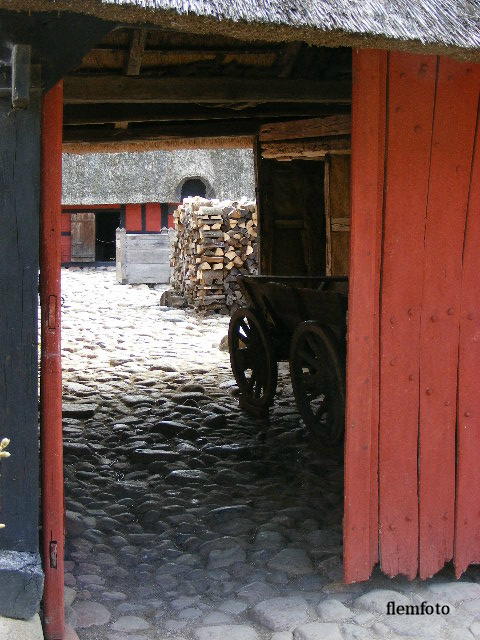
top-left (63, 103), bottom-right (350, 126)
top-left (63, 119), bottom-right (265, 143)
top-left (63, 76), bottom-right (351, 104)
top-left (93, 45), bottom-right (282, 55)
top-left (261, 136), bottom-right (350, 159)
top-left (259, 114), bottom-right (351, 141)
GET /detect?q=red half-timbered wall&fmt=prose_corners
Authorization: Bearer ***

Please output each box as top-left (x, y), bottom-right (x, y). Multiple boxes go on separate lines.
top-left (345, 49), bottom-right (480, 582)
top-left (61, 202), bottom-right (177, 262)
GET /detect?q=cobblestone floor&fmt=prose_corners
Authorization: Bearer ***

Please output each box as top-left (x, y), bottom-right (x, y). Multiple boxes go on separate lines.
top-left (61, 267), bottom-right (480, 640)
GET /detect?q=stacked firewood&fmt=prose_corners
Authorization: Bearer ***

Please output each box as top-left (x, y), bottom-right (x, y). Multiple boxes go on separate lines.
top-left (170, 197), bottom-right (258, 312)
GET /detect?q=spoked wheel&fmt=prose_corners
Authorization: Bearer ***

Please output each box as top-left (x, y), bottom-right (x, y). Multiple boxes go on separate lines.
top-left (289, 321), bottom-right (345, 444)
top-left (228, 307), bottom-right (278, 414)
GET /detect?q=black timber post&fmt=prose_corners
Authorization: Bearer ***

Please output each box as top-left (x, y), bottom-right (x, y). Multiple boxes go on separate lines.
top-left (0, 11), bottom-right (114, 623)
top-left (0, 69), bottom-right (44, 619)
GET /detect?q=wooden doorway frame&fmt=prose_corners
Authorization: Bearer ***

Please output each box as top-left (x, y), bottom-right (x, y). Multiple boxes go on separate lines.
top-left (40, 81), bottom-right (65, 640)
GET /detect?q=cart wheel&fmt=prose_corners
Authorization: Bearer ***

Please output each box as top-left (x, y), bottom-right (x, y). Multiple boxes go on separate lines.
top-left (289, 321), bottom-right (345, 444)
top-left (228, 307), bottom-right (278, 412)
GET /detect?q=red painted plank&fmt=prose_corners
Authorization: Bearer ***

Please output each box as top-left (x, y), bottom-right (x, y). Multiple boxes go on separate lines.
top-left (60, 212), bottom-right (71, 233)
top-left (60, 236), bottom-right (71, 263)
top-left (126, 203), bottom-right (142, 231)
top-left (419, 59), bottom-right (480, 579)
top-left (344, 49), bottom-right (387, 583)
top-left (453, 68), bottom-right (480, 578)
top-left (146, 202), bottom-right (161, 231)
top-left (40, 81), bottom-right (65, 640)
top-left (379, 52), bottom-right (437, 579)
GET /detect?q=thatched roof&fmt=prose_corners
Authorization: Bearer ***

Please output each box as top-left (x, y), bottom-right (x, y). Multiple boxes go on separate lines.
top-left (62, 148), bottom-right (255, 204)
top-left (2, 0), bottom-right (479, 60)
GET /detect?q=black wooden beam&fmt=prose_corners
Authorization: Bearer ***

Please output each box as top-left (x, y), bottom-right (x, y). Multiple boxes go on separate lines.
top-left (63, 76), bottom-right (351, 104)
top-left (63, 118), bottom-right (264, 143)
top-left (91, 44), bottom-right (283, 55)
top-left (276, 42), bottom-right (302, 78)
top-left (63, 102), bottom-right (350, 126)
top-left (0, 86), bottom-right (43, 621)
top-left (0, 11), bottom-right (114, 91)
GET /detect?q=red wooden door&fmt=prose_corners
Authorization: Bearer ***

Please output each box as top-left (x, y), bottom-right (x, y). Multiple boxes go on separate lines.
top-left (345, 50), bottom-right (480, 583)
top-left (454, 76), bottom-right (480, 577)
top-left (343, 48), bottom-right (386, 583)
top-left (418, 58), bottom-right (479, 579)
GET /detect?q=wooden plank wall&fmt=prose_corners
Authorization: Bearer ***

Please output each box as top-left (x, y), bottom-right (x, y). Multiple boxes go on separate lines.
top-left (455, 101), bottom-right (480, 577)
top-left (325, 154), bottom-right (351, 276)
top-left (344, 49), bottom-right (386, 583)
top-left (345, 50), bottom-right (480, 582)
top-left (379, 53), bottom-right (437, 579)
top-left (418, 59), bottom-right (479, 579)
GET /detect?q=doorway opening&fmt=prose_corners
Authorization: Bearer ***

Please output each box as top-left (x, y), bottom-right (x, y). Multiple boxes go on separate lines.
top-left (68, 208), bottom-right (122, 264)
top-left (95, 211), bottom-right (120, 262)
top-left (52, 24), bottom-right (353, 640)
top-left (180, 177), bottom-right (207, 199)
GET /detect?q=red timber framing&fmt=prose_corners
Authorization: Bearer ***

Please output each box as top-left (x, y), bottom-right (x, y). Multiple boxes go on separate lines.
top-left (344, 50), bottom-right (480, 582)
top-left (60, 203), bottom-right (176, 262)
top-left (40, 81), bottom-right (65, 639)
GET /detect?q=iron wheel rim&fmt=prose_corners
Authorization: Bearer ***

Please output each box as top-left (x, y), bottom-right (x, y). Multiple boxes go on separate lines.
top-left (228, 307), bottom-right (278, 409)
top-left (290, 321), bottom-right (345, 444)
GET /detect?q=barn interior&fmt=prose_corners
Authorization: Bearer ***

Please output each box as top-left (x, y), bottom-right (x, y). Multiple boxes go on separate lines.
top-left (62, 26), bottom-right (351, 274)
top-left (58, 23), bottom-right (359, 640)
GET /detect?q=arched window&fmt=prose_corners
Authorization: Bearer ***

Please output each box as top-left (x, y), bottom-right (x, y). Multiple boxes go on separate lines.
top-left (180, 178), bottom-right (207, 200)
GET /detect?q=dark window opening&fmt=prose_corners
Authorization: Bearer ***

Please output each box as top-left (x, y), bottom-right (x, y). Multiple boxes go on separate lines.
top-left (95, 212), bottom-right (120, 261)
top-left (181, 178), bottom-right (207, 200)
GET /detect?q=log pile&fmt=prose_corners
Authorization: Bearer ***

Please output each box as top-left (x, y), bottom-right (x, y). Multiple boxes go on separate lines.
top-left (170, 197), bottom-right (258, 312)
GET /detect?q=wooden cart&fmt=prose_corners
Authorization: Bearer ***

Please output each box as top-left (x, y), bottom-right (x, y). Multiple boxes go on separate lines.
top-left (228, 275), bottom-right (348, 443)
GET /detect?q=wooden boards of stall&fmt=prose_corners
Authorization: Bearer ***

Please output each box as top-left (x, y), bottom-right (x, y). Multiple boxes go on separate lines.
top-left (325, 155), bottom-right (350, 276)
top-left (344, 49), bottom-right (480, 583)
top-left (256, 114), bottom-right (351, 276)
top-left (259, 114), bottom-right (350, 161)
top-left (255, 152), bottom-right (326, 276)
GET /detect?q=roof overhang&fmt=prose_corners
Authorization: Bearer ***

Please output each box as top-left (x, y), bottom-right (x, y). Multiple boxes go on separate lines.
top-left (0, 1), bottom-right (479, 62)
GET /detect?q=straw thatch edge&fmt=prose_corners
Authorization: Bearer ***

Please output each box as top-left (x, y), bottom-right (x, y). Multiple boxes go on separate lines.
top-left (1, 0), bottom-right (480, 62)
top-left (63, 135), bottom-right (254, 154)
